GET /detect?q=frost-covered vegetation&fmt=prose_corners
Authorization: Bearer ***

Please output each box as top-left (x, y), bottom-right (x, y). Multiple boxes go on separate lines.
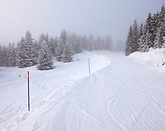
top-left (0, 30), bottom-right (112, 70)
top-left (125, 5), bottom-right (165, 56)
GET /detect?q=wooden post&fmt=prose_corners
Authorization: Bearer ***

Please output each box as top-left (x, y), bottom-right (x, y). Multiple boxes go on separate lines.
top-left (28, 71), bottom-right (30, 111)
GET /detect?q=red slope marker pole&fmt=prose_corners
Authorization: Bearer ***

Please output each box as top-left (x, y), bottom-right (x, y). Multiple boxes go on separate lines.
top-left (88, 58), bottom-right (90, 74)
top-left (28, 71), bottom-right (30, 111)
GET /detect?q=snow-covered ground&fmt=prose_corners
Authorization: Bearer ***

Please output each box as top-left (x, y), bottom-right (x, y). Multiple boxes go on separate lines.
top-left (0, 50), bottom-right (165, 131)
top-left (129, 48), bottom-right (165, 68)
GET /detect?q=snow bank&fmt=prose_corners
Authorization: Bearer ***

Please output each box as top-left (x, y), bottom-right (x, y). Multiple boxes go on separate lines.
top-left (128, 48), bottom-right (165, 67)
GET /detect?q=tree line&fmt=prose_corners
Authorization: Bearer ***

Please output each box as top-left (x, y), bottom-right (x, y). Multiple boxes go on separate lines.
top-left (125, 5), bottom-right (165, 56)
top-left (0, 30), bottom-right (112, 70)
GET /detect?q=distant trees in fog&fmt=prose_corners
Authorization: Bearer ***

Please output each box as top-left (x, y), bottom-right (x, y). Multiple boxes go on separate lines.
top-left (125, 5), bottom-right (165, 56)
top-left (0, 30), bottom-right (112, 70)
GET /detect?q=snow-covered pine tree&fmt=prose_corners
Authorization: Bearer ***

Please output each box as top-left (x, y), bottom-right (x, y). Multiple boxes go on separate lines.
top-left (17, 31), bottom-right (37, 68)
top-left (60, 30), bottom-right (67, 50)
top-left (17, 37), bottom-right (25, 68)
top-left (5, 44), bottom-right (11, 67)
top-left (56, 30), bottom-right (68, 61)
top-left (70, 33), bottom-right (78, 54)
top-left (139, 23), bottom-right (143, 39)
top-left (138, 14), bottom-right (154, 52)
top-left (56, 38), bottom-right (63, 61)
top-left (67, 33), bottom-right (74, 55)
top-left (152, 13), bottom-right (159, 43)
top-left (33, 40), bottom-right (39, 63)
top-left (37, 38), bottom-right (53, 70)
top-left (2, 45), bottom-right (7, 66)
top-left (62, 44), bottom-right (72, 63)
top-left (132, 20), bottom-right (139, 52)
top-left (139, 33), bottom-right (148, 52)
top-left (138, 23), bottom-right (144, 51)
top-left (8, 43), bottom-right (17, 67)
top-left (154, 22), bottom-right (165, 48)
top-left (74, 36), bottom-right (82, 53)
top-left (125, 26), bottom-right (134, 56)
top-left (163, 36), bottom-right (165, 48)
top-left (45, 34), bottom-right (52, 56)
top-left (144, 13), bottom-right (154, 48)
top-left (4, 46), bottom-right (10, 67)
top-left (154, 29), bottom-right (163, 48)
top-left (143, 31), bottom-right (150, 52)
top-left (25, 31), bottom-right (38, 66)
top-left (159, 5), bottom-right (165, 25)
top-left (38, 34), bottom-right (45, 49)
top-left (49, 37), bottom-right (55, 56)
top-left (54, 36), bottom-right (58, 56)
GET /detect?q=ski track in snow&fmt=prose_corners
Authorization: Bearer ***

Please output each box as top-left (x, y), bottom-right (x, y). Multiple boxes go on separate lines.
top-left (0, 51), bottom-right (165, 131)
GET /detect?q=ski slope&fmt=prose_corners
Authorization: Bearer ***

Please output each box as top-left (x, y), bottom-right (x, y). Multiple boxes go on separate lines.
top-left (0, 51), bottom-right (165, 131)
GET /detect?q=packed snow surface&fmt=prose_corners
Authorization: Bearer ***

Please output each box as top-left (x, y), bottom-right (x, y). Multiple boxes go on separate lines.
top-left (0, 51), bottom-right (165, 131)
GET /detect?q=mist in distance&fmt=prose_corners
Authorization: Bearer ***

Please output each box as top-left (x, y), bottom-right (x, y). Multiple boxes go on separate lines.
top-left (0, 0), bottom-right (164, 46)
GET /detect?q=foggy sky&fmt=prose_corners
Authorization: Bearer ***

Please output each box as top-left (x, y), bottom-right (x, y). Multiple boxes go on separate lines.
top-left (0, 0), bottom-right (164, 45)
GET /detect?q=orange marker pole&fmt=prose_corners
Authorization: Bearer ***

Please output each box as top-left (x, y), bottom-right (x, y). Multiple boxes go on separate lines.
top-left (88, 58), bottom-right (90, 74)
top-left (28, 71), bottom-right (30, 111)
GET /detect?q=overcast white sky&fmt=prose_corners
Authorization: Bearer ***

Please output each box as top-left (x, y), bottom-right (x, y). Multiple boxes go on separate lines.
top-left (0, 0), bottom-right (164, 45)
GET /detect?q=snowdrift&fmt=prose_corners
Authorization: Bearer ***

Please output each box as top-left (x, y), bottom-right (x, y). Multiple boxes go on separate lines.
top-left (128, 48), bottom-right (165, 68)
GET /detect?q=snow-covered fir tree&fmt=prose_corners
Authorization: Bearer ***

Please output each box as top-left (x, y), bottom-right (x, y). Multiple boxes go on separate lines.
top-left (56, 38), bottom-right (63, 61)
top-left (132, 20), bottom-right (139, 52)
top-left (143, 13), bottom-right (154, 48)
top-left (154, 22), bottom-right (165, 48)
top-left (163, 36), bottom-right (165, 48)
top-left (139, 32), bottom-right (148, 52)
top-left (62, 44), bottom-right (72, 63)
top-left (60, 30), bottom-right (67, 49)
top-left (25, 31), bottom-right (38, 66)
top-left (37, 37), bottom-right (53, 70)
top-left (45, 34), bottom-right (52, 56)
top-left (7, 43), bottom-right (17, 67)
top-left (1, 28), bottom-right (114, 68)
top-left (152, 13), bottom-right (159, 42)
top-left (4, 46), bottom-right (9, 67)
top-left (67, 33), bottom-right (74, 55)
top-left (33, 40), bottom-right (39, 63)
top-left (69, 33), bottom-right (77, 54)
top-left (17, 31), bottom-right (37, 68)
top-left (53, 36), bottom-right (58, 56)
top-left (56, 30), bottom-right (68, 61)
top-left (74, 36), bottom-right (82, 53)
top-left (125, 26), bottom-right (134, 56)
top-left (126, 5), bottom-right (165, 55)
top-left (159, 5), bottom-right (165, 25)
top-left (49, 37), bottom-right (55, 56)
top-left (17, 37), bottom-right (25, 68)
top-left (139, 23), bottom-right (143, 39)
